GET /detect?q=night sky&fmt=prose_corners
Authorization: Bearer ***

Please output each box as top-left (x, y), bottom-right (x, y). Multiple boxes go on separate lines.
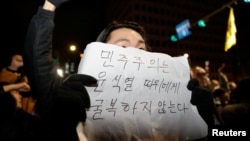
top-left (1, 0), bottom-right (108, 67)
top-left (1, 0), bottom-right (250, 68)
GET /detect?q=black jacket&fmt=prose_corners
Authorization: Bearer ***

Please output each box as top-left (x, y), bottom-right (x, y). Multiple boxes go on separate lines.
top-left (23, 7), bottom-right (79, 141)
top-left (24, 7), bottom-right (62, 119)
top-left (0, 92), bottom-right (49, 141)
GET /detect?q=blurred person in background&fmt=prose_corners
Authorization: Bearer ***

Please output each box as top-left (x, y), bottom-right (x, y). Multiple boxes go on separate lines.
top-left (0, 81), bottom-right (48, 141)
top-left (217, 76), bottom-right (250, 134)
top-left (188, 65), bottom-right (223, 139)
top-left (0, 50), bottom-right (36, 114)
top-left (217, 63), bottom-right (230, 93)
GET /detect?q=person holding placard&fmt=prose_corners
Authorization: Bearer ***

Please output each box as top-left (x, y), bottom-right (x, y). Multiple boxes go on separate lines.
top-left (23, 0), bottom-right (208, 141)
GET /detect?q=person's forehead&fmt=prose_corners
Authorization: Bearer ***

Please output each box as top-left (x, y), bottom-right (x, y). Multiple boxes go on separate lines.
top-left (13, 54), bottom-right (23, 60)
top-left (195, 66), bottom-right (205, 73)
top-left (109, 28), bottom-right (144, 40)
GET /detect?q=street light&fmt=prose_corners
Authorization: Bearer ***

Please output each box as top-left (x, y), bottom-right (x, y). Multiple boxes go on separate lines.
top-left (69, 45), bottom-right (77, 52)
top-left (66, 44), bottom-right (79, 75)
top-left (57, 68), bottom-right (64, 77)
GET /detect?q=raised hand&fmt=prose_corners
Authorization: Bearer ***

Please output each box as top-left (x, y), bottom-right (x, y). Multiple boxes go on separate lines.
top-left (47, 0), bottom-right (70, 7)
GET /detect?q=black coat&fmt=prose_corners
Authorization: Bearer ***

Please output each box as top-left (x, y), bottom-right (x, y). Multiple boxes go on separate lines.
top-left (0, 93), bottom-right (49, 141)
top-left (23, 7), bottom-right (79, 141)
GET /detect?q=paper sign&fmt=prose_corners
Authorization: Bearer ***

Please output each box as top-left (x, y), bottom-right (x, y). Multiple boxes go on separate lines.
top-left (77, 42), bottom-right (207, 141)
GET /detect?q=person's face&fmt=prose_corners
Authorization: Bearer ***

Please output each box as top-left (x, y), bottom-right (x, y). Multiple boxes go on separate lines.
top-left (193, 66), bottom-right (210, 87)
top-left (106, 28), bottom-right (147, 51)
top-left (11, 54), bottom-right (23, 69)
top-left (10, 91), bottom-right (22, 109)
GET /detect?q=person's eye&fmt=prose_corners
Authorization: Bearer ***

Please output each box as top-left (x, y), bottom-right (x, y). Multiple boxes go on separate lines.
top-left (139, 47), bottom-right (146, 50)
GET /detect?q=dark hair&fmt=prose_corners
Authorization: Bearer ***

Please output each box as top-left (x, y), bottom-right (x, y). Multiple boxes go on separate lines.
top-left (213, 88), bottom-right (226, 97)
top-left (233, 76), bottom-right (250, 101)
top-left (0, 91), bottom-right (16, 116)
top-left (6, 48), bottom-right (23, 65)
top-left (96, 21), bottom-right (151, 51)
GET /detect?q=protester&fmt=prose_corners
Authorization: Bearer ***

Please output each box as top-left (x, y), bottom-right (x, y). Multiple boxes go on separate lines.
top-left (191, 66), bottom-right (211, 88)
top-left (217, 63), bottom-right (230, 93)
top-left (0, 82), bottom-right (47, 141)
top-left (188, 66), bottom-right (224, 139)
top-left (221, 75), bottom-right (250, 126)
top-left (23, 0), bottom-right (209, 140)
top-left (0, 50), bottom-right (36, 114)
top-left (0, 82), bottom-right (30, 94)
top-left (23, 0), bottom-right (99, 140)
top-left (228, 80), bottom-right (238, 103)
top-left (213, 87), bottom-right (229, 110)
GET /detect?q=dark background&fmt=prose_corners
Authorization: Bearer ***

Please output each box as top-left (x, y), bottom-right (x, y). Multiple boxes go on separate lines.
top-left (1, 0), bottom-right (250, 76)
top-left (1, 0), bottom-right (109, 68)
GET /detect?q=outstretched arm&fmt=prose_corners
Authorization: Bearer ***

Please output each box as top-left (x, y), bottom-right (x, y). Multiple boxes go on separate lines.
top-left (23, 0), bottom-right (68, 118)
top-left (23, 1), bottom-right (97, 140)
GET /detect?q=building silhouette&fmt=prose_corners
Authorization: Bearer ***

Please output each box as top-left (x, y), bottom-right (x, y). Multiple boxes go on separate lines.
top-left (104, 0), bottom-right (250, 82)
top-left (3, 0), bottom-right (249, 82)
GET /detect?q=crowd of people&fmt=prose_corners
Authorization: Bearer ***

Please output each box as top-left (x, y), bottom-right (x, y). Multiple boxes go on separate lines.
top-left (188, 63), bottom-right (250, 138)
top-left (0, 0), bottom-right (249, 140)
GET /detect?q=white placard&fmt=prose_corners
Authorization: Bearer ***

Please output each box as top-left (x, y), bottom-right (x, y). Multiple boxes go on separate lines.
top-left (77, 42), bottom-right (207, 141)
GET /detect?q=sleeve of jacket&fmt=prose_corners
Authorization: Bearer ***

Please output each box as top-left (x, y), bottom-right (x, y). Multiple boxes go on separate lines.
top-left (23, 6), bottom-right (62, 118)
